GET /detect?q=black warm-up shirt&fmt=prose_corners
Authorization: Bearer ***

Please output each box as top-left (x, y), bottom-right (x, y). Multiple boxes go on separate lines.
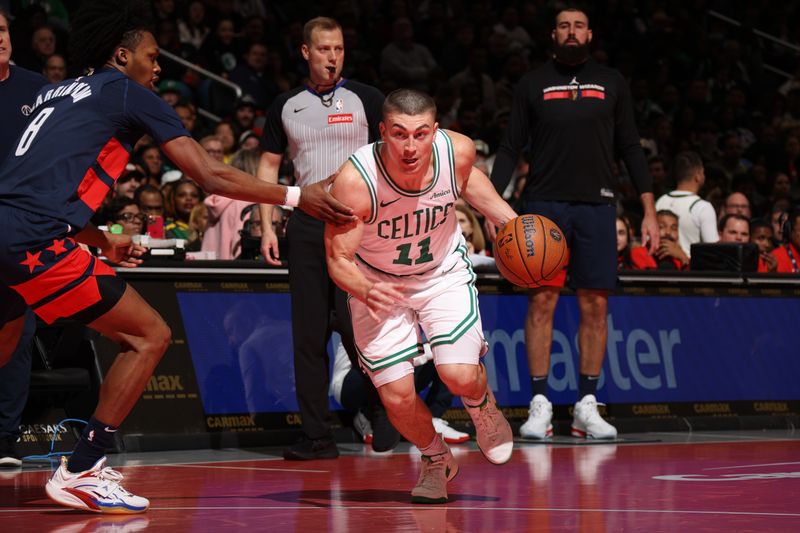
top-left (491, 58), bottom-right (651, 204)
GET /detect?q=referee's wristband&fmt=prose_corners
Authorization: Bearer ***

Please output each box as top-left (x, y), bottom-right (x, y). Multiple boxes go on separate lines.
top-left (284, 186), bottom-right (301, 208)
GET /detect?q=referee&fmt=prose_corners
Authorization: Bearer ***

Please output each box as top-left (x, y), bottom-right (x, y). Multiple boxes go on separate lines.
top-left (257, 17), bottom-right (396, 459)
top-left (490, 6), bottom-right (659, 441)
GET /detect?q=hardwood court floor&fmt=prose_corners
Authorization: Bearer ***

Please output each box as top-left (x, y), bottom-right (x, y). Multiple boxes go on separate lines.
top-left (1, 430), bottom-right (798, 532)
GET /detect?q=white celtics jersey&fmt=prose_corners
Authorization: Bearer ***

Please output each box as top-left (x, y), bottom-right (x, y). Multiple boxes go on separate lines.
top-left (349, 130), bottom-right (462, 276)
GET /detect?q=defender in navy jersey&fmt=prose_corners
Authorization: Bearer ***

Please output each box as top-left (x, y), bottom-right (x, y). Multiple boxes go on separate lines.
top-left (0, 0), bottom-right (353, 514)
top-left (326, 89), bottom-right (518, 503)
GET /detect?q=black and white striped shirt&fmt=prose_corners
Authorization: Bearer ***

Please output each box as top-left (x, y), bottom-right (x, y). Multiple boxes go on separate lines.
top-left (261, 79), bottom-right (384, 187)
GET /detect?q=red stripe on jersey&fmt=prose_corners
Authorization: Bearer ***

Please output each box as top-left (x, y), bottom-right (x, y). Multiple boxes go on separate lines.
top-left (583, 89), bottom-right (605, 99)
top-left (11, 248), bottom-right (89, 305)
top-left (76, 167), bottom-right (110, 211)
top-left (97, 138), bottom-right (130, 179)
top-left (543, 91), bottom-right (572, 100)
top-left (35, 276), bottom-right (102, 324)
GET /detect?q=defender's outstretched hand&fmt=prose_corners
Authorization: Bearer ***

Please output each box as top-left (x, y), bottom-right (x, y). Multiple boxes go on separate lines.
top-left (300, 174), bottom-right (357, 225)
top-left (101, 233), bottom-right (146, 268)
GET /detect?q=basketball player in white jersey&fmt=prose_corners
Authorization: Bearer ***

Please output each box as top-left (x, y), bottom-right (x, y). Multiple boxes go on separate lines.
top-left (325, 89), bottom-right (518, 504)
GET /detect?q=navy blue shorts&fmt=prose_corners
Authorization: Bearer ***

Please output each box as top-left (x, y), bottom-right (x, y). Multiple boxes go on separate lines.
top-left (524, 201), bottom-right (617, 290)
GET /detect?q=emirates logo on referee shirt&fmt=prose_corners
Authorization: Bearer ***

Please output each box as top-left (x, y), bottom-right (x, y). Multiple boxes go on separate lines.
top-left (328, 114), bottom-right (353, 124)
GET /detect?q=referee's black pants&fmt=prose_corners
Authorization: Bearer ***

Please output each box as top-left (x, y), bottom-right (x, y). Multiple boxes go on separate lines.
top-left (287, 209), bottom-right (366, 440)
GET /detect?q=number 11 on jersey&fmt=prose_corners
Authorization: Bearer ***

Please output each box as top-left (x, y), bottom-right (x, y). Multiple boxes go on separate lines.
top-left (392, 236), bottom-right (434, 266)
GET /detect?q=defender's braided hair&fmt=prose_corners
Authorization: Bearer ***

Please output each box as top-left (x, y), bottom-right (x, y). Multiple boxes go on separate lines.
top-left (69, 0), bottom-right (154, 74)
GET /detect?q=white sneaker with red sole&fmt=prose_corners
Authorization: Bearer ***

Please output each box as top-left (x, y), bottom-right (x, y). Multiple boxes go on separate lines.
top-left (46, 456), bottom-right (149, 514)
top-left (431, 417), bottom-right (470, 444)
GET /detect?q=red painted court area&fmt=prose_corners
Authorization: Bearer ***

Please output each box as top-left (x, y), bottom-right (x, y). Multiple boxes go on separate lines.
top-left (1, 433), bottom-right (798, 532)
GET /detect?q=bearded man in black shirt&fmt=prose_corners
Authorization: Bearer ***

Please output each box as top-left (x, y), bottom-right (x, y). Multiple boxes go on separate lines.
top-left (491, 6), bottom-right (659, 440)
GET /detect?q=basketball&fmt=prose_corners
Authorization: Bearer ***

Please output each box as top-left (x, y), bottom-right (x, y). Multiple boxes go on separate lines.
top-left (494, 215), bottom-right (568, 288)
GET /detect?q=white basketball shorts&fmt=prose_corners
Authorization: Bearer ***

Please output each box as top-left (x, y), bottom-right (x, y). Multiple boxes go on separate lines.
top-left (349, 245), bottom-right (487, 388)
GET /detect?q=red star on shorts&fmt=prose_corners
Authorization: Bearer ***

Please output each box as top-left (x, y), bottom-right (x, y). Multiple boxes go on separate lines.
top-left (20, 251), bottom-right (44, 273)
top-left (46, 239), bottom-right (69, 256)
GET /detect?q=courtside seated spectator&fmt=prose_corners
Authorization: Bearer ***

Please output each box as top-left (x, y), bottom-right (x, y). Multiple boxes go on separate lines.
top-left (751, 219), bottom-right (778, 272)
top-left (455, 203), bottom-right (486, 256)
top-left (214, 122), bottom-right (237, 162)
top-left (655, 210), bottom-right (689, 270)
top-left (187, 203), bottom-right (208, 252)
top-left (113, 170), bottom-right (145, 200)
top-left (43, 53), bottom-right (67, 84)
top-left (718, 214), bottom-right (750, 243)
top-left (104, 197), bottom-right (146, 237)
top-left (134, 185), bottom-right (166, 220)
top-left (200, 135), bottom-right (225, 162)
top-left (720, 191), bottom-right (752, 221)
top-left (771, 210), bottom-right (800, 273)
top-left (134, 144), bottom-right (165, 186)
top-left (203, 150), bottom-right (262, 259)
top-left (165, 179), bottom-right (202, 240)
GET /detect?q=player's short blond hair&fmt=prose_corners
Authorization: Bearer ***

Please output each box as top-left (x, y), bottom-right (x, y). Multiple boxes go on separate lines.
top-left (383, 89), bottom-right (437, 118)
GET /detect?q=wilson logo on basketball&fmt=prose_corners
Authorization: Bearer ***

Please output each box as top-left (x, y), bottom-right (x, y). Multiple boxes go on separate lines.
top-left (328, 114), bottom-right (353, 124)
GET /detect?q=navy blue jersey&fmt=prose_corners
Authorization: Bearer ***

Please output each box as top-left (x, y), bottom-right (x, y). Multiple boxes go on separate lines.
top-left (0, 65), bottom-right (48, 164)
top-left (0, 68), bottom-right (188, 230)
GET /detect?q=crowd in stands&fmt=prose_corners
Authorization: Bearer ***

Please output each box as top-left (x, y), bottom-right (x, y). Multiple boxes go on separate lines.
top-left (7, 1), bottom-right (800, 272)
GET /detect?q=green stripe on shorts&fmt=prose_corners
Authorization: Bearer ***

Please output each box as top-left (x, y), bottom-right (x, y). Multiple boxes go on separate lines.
top-left (428, 245), bottom-right (479, 347)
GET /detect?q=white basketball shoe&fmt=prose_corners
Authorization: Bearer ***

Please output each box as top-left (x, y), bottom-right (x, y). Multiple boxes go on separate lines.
top-left (46, 456), bottom-right (149, 513)
top-left (519, 394), bottom-right (554, 440)
top-left (571, 395), bottom-right (618, 440)
top-left (431, 418), bottom-right (470, 444)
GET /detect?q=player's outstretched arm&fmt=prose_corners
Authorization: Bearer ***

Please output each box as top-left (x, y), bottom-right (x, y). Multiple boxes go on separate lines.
top-left (445, 130), bottom-right (517, 229)
top-left (161, 136), bottom-right (356, 224)
top-left (461, 166), bottom-right (517, 230)
top-left (324, 162), bottom-right (403, 320)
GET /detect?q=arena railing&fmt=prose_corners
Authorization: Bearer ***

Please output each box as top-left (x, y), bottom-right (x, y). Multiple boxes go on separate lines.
top-left (158, 48), bottom-right (242, 124)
